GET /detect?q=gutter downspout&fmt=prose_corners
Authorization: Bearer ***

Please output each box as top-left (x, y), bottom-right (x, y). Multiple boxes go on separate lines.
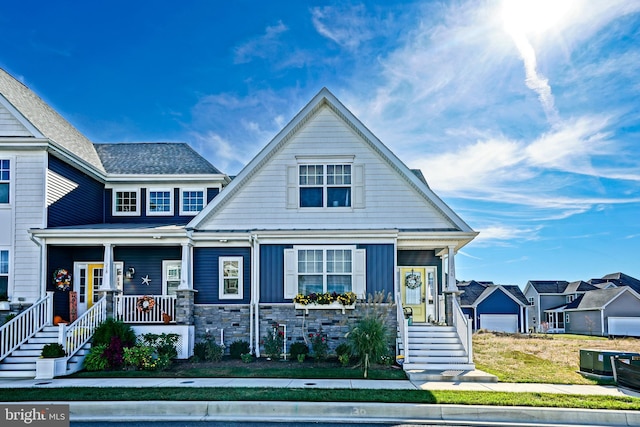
top-left (29, 233), bottom-right (46, 299)
top-left (251, 234), bottom-right (261, 357)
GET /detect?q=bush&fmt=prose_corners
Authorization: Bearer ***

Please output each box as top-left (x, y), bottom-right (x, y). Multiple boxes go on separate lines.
top-left (102, 336), bottom-right (127, 369)
top-left (262, 324), bottom-right (284, 360)
top-left (335, 342), bottom-right (351, 358)
top-left (229, 340), bottom-right (250, 359)
top-left (84, 344), bottom-right (108, 371)
top-left (139, 333), bottom-right (179, 360)
top-left (41, 343), bottom-right (66, 358)
top-left (191, 332), bottom-right (224, 362)
top-left (346, 298), bottom-right (391, 378)
top-left (123, 345), bottom-right (171, 371)
top-left (309, 327), bottom-right (328, 361)
top-left (289, 342), bottom-right (309, 360)
top-left (92, 318), bottom-right (136, 347)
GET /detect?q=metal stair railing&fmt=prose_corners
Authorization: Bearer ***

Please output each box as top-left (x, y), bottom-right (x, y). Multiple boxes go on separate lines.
top-left (0, 292), bottom-right (53, 362)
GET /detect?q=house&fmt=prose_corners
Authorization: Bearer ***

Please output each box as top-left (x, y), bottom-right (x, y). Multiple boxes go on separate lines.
top-left (0, 67), bottom-right (478, 377)
top-left (458, 281), bottom-right (528, 333)
top-left (564, 287), bottom-right (640, 337)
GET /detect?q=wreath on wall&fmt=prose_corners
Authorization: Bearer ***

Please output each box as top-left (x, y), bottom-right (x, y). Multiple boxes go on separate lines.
top-left (53, 268), bottom-right (72, 291)
top-left (405, 271), bottom-right (422, 290)
top-left (136, 295), bottom-right (156, 313)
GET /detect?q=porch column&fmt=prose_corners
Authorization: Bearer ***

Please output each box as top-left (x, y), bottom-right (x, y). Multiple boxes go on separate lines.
top-left (99, 244), bottom-right (114, 291)
top-left (179, 242), bottom-right (192, 290)
top-left (443, 245), bottom-right (459, 326)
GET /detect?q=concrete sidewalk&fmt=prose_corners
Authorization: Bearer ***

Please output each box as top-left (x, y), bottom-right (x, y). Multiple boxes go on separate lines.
top-left (1, 376), bottom-right (639, 398)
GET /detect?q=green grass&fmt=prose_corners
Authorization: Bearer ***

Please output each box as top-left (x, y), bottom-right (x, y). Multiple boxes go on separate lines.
top-left (0, 387), bottom-right (638, 411)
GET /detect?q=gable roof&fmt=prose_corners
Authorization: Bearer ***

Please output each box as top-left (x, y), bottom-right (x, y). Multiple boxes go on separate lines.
top-left (563, 280), bottom-right (599, 294)
top-left (526, 280), bottom-right (570, 294)
top-left (597, 272), bottom-right (640, 293)
top-left (459, 281), bottom-right (528, 307)
top-left (188, 88), bottom-right (476, 236)
top-left (94, 143), bottom-right (223, 175)
top-left (565, 287), bottom-right (640, 311)
top-left (0, 67), bottom-right (105, 173)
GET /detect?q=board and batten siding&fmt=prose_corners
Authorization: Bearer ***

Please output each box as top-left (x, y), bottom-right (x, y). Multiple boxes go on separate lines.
top-left (193, 247), bottom-right (251, 304)
top-left (13, 151), bottom-right (47, 303)
top-left (198, 106), bottom-right (455, 231)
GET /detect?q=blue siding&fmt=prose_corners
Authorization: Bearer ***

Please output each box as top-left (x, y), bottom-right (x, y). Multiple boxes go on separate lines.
top-left (47, 155), bottom-right (104, 227)
top-left (115, 246), bottom-right (181, 295)
top-left (47, 245), bottom-right (103, 292)
top-left (398, 250), bottom-right (442, 292)
top-left (193, 247), bottom-right (251, 304)
top-left (104, 187), bottom-right (220, 224)
top-left (260, 244), bottom-right (394, 303)
top-left (476, 290), bottom-right (522, 329)
top-left (260, 245), bottom-right (292, 303)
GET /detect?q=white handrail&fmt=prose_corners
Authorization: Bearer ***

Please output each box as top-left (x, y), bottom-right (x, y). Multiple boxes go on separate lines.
top-left (452, 297), bottom-right (473, 363)
top-left (0, 293), bottom-right (53, 362)
top-left (396, 292), bottom-right (409, 365)
top-left (114, 295), bottom-right (176, 324)
top-left (60, 296), bottom-right (107, 358)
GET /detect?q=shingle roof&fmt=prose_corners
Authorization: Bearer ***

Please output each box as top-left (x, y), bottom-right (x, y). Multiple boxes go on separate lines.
top-left (458, 281), bottom-right (489, 305)
top-left (0, 67), bottom-right (105, 172)
top-left (527, 280), bottom-right (570, 293)
top-left (503, 285), bottom-right (529, 306)
top-left (599, 272), bottom-right (640, 293)
top-left (563, 280), bottom-right (599, 294)
top-left (565, 287), bottom-right (634, 311)
top-left (94, 143), bottom-right (222, 175)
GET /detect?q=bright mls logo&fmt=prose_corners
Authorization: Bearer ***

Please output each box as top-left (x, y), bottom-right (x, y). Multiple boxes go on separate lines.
top-left (2, 405), bottom-right (68, 427)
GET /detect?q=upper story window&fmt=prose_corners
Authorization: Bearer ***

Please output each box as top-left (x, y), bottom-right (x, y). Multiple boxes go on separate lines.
top-left (113, 189), bottom-right (139, 216)
top-left (0, 250), bottom-right (8, 296)
top-left (0, 160), bottom-right (9, 204)
top-left (147, 189), bottom-right (173, 216)
top-left (180, 189), bottom-right (205, 215)
top-left (566, 295), bottom-right (575, 303)
top-left (299, 164), bottom-right (351, 208)
top-left (528, 297), bottom-right (534, 305)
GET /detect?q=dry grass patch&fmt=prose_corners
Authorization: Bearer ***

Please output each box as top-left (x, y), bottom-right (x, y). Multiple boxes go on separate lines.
top-left (473, 332), bottom-right (640, 384)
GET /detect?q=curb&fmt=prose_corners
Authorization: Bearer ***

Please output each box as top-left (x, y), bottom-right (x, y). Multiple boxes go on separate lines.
top-left (39, 401), bottom-right (640, 426)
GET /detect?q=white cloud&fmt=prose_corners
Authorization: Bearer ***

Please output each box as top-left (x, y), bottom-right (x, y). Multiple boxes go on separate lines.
top-left (233, 21), bottom-right (288, 64)
top-left (311, 5), bottom-right (376, 50)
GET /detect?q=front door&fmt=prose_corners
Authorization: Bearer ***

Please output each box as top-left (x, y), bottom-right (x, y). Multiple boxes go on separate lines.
top-left (400, 267), bottom-right (437, 323)
top-left (74, 262), bottom-right (123, 316)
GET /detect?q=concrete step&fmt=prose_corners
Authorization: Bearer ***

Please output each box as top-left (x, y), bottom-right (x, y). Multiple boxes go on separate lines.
top-left (403, 362), bottom-right (476, 371)
top-left (408, 356), bottom-right (470, 364)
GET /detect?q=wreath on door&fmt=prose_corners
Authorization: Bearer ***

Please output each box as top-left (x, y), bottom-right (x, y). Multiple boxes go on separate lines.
top-left (136, 295), bottom-right (155, 313)
top-left (405, 272), bottom-right (422, 289)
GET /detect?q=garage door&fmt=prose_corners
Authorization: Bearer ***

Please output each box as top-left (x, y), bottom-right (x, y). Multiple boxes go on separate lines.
top-left (480, 314), bottom-right (519, 333)
top-left (608, 317), bottom-right (640, 337)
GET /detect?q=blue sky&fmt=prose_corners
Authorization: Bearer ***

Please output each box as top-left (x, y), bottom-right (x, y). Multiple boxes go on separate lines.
top-left (1, 0), bottom-right (639, 287)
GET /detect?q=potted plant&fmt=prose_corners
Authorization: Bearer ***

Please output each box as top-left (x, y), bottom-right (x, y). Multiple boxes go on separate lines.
top-left (35, 343), bottom-right (67, 379)
top-left (0, 293), bottom-right (9, 311)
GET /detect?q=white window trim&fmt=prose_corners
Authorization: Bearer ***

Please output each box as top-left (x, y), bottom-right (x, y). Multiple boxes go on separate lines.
top-left (284, 245), bottom-right (366, 299)
top-left (162, 260), bottom-right (181, 295)
top-left (146, 188), bottom-right (174, 216)
top-left (0, 157), bottom-right (13, 207)
top-left (112, 188), bottom-right (140, 216)
top-left (179, 188), bottom-right (205, 216)
top-left (219, 256), bottom-right (243, 300)
top-left (298, 163), bottom-right (353, 209)
top-left (0, 249), bottom-right (9, 295)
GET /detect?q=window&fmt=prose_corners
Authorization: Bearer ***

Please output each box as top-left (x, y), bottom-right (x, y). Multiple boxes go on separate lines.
top-left (528, 297), bottom-right (534, 305)
top-left (113, 190), bottom-right (139, 215)
top-left (163, 260), bottom-right (181, 296)
top-left (147, 189), bottom-right (173, 215)
top-left (286, 246), bottom-right (366, 298)
top-left (299, 164), bottom-right (351, 208)
top-left (0, 160), bottom-right (9, 204)
top-left (219, 257), bottom-right (243, 300)
top-left (180, 189), bottom-right (205, 215)
top-left (0, 250), bottom-right (8, 296)
top-left (566, 295), bottom-right (574, 303)
top-left (565, 313), bottom-right (570, 324)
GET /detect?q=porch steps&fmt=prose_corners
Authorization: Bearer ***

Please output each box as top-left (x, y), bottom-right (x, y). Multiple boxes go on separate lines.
top-left (0, 326), bottom-right (89, 378)
top-left (400, 324), bottom-right (476, 373)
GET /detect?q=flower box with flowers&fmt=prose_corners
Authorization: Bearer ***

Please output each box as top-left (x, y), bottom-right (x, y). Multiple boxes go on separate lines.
top-left (293, 291), bottom-right (356, 314)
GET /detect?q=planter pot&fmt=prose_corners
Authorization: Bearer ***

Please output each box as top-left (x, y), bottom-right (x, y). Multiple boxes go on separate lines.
top-left (294, 302), bottom-right (355, 314)
top-left (35, 357), bottom-right (67, 379)
top-left (0, 301), bottom-right (9, 311)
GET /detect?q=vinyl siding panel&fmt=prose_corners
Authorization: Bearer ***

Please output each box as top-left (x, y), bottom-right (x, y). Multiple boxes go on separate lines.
top-left (47, 246), bottom-right (104, 291)
top-left (13, 151), bottom-right (46, 303)
top-left (602, 293), bottom-right (640, 335)
top-left (476, 291), bottom-right (522, 330)
top-left (199, 106), bottom-right (455, 231)
top-left (0, 103), bottom-right (32, 136)
top-left (565, 310), bottom-right (603, 336)
top-left (115, 246), bottom-right (181, 296)
top-left (193, 247), bottom-right (251, 304)
top-left (398, 250), bottom-right (442, 293)
top-left (47, 155), bottom-right (104, 226)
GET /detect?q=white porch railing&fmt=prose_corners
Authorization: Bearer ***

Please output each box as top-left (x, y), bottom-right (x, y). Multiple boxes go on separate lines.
top-left (0, 292), bottom-right (53, 362)
top-left (452, 296), bottom-right (473, 364)
top-left (396, 292), bottom-right (409, 364)
top-left (114, 295), bottom-right (177, 324)
top-left (60, 296), bottom-right (107, 357)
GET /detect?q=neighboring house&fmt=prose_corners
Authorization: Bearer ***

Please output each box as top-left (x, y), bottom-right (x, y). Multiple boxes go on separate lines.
top-left (564, 287), bottom-right (640, 337)
top-left (0, 67), bottom-right (478, 377)
top-left (458, 281), bottom-right (528, 333)
top-left (589, 272), bottom-right (640, 293)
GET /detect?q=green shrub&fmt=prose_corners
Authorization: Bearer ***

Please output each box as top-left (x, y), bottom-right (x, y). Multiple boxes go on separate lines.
top-left (229, 340), bottom-right (250, 359)
top-left (92, 318), bottom-right (136, 347)
top-left (335, 342), bottom-right (351, 358)
top-left (139, 333), bottom-right (179, 360)
top-left (41, 343), bottom-right (66, 358)
top-left (346, 314), bottom-right (390, 378)
top-left (123, 344), bottom-right (171, 371)
top-left (2, 313), bottom-right (16, 325)
top-left (309, 328), bottom-right (328, 361)
top-left (262, 324), bottom-right (284, 360)
top-left (289, 341), bottom-right (309, 360)
top-left (191, 333), bottom-right (224, 362)
top-left (84, 344), bottom-right (108, 371)
top-left (240, 353), bottom-right (253, 363)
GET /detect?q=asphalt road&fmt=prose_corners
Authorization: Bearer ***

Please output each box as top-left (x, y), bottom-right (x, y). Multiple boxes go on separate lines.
top-left (71, 423), bottom-right (479, 427)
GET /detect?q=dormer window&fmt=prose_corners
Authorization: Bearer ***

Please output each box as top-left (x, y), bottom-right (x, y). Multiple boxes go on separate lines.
top-left (299, 164), bottom-right (351, 208)
top-left (566, 295), bottom-right (575, 303)
top-left (147, 189), bottom-right (173, 216)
